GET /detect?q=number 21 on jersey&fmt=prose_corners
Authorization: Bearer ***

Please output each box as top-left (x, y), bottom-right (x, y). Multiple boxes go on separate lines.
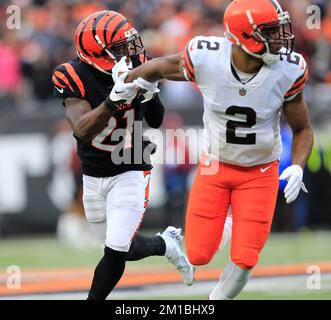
top-left (92, 109), bottom-right (134, 152)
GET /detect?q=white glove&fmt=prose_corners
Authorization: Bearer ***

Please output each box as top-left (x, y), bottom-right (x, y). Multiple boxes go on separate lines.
top-left (133, 77), bottom-right (160, 103)
top-left (279, 165), bottom-right (308, 204)
top-left (111, 57), bottom-right (159, 103)
top-left (112, 56), bottom-right (130, 82)
top-left (109, 72), bottom-right (138, 104)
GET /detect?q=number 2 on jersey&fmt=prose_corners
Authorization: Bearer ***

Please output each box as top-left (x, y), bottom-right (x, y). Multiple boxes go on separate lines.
top-left (197, 40), bottom-right (220, 51)
top-left (226, 106), bottom-right (256, 145)
top-left (92, 109), bottom-right (134, 152)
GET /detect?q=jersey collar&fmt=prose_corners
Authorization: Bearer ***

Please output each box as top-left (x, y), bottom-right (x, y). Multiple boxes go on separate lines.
top-left (224, 42), bottom-right (272, 94)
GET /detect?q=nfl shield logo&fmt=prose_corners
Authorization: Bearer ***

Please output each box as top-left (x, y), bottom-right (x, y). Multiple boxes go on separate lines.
top-left (239, 88), bottom-right (247, 96)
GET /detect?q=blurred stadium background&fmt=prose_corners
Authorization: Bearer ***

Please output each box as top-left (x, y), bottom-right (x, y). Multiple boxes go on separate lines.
top-left (0, 0), bottom-right (331, 300)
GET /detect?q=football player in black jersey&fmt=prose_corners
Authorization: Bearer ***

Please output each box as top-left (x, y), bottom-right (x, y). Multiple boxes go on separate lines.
top-left (51, 10), bottom-right (194, 300)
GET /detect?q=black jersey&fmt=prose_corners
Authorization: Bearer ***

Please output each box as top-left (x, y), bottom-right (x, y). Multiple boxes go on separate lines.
top-left (51, 56), bottom-right (164, 177)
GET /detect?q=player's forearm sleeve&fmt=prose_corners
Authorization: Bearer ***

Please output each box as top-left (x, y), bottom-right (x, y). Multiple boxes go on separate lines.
top-left (143, 94), bottom-right (165, 128)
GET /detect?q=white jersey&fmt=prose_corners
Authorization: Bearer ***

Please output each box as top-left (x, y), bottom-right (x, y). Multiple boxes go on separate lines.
top-left (182, 36), bottom-right (308, 167)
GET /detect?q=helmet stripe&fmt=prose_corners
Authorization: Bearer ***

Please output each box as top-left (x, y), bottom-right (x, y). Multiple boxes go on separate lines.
top-left (110, 19), bottom-right (128, 42)
top-left (271, 0), bottom-right (283, 14)
top-left (103, 13), bottom-right (120, 44)
top-left (79, 13), bottom-right (99, 57)
top-left (92, 11), bottom-right (109, 44)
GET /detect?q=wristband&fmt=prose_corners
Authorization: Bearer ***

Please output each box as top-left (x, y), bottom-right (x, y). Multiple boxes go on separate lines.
top-left (104, 95), bottom-right (118, 112)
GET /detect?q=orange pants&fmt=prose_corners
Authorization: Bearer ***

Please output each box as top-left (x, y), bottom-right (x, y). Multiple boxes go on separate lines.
top-left (185, 158), bottom-right (279, 270)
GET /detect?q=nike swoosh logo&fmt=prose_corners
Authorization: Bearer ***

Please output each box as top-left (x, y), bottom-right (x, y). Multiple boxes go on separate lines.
top-left (115, 90), bottom-right (125, 94)
top-left (54, 86), bottom-right (64, 94)
top-left (260, 165), bottom-right (273, 173)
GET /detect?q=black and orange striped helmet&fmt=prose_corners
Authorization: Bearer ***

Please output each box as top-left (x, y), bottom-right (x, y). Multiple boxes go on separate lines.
top-left (75, 10), bottom-right (145, 74)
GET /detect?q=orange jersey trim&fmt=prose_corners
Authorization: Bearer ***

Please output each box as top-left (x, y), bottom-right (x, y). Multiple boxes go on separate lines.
top-left (183, 46), bottom-right (195, 81)
top-left (63, 63), bottom-right (85, 98)
top-left (285, 67), bottom-right (309, 98)
top-left (54, 71), bottom-right (74, 92)
top-left (292, 67), bottom-right (308, 88)
top-left (52, 75), bottom-right (65, 89)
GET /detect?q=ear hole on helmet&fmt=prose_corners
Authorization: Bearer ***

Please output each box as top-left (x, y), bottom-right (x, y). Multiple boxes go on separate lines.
top-left (243, 33), bottom-right (251, 39)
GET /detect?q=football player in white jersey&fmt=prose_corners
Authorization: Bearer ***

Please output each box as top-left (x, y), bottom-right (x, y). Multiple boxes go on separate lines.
top-left (115, 0), bottom-right (314, 299)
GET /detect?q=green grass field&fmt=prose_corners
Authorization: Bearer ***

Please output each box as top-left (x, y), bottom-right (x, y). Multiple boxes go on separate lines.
top-left (1, 231), bottom-right (331, 300)
top-left (1, 230), bottom-right (330, 269)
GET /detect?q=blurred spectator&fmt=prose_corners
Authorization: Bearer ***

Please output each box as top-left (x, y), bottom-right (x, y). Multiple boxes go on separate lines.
top-left (162, 112), bottom-right (194, 227)
top-left (50, 119), bottom-right (96, 248)
top-left (1, 0), bottom-right (330, 113)
top-left (0, 29), bottom-right (22, 111)
top-left (56, 148), bottom-right (97, 249)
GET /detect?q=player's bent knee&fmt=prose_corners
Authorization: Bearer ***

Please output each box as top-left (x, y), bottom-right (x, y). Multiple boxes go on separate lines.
top-left (104, 246), bottom-right (127, 259)
top-left (231, 248), bottom-right (259, 270)
top-left (105, 240), bottom-right (131, 253)
top-left (105, 228), bottom-right (133, 253)
top-left (187, 249), bottom-right (213, 266)
top-left (105, 231), bottom-right (132, 252)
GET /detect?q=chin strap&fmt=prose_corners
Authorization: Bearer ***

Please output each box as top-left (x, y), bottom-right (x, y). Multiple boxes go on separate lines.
top-left (77, 51), bottom-right (113, 75)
